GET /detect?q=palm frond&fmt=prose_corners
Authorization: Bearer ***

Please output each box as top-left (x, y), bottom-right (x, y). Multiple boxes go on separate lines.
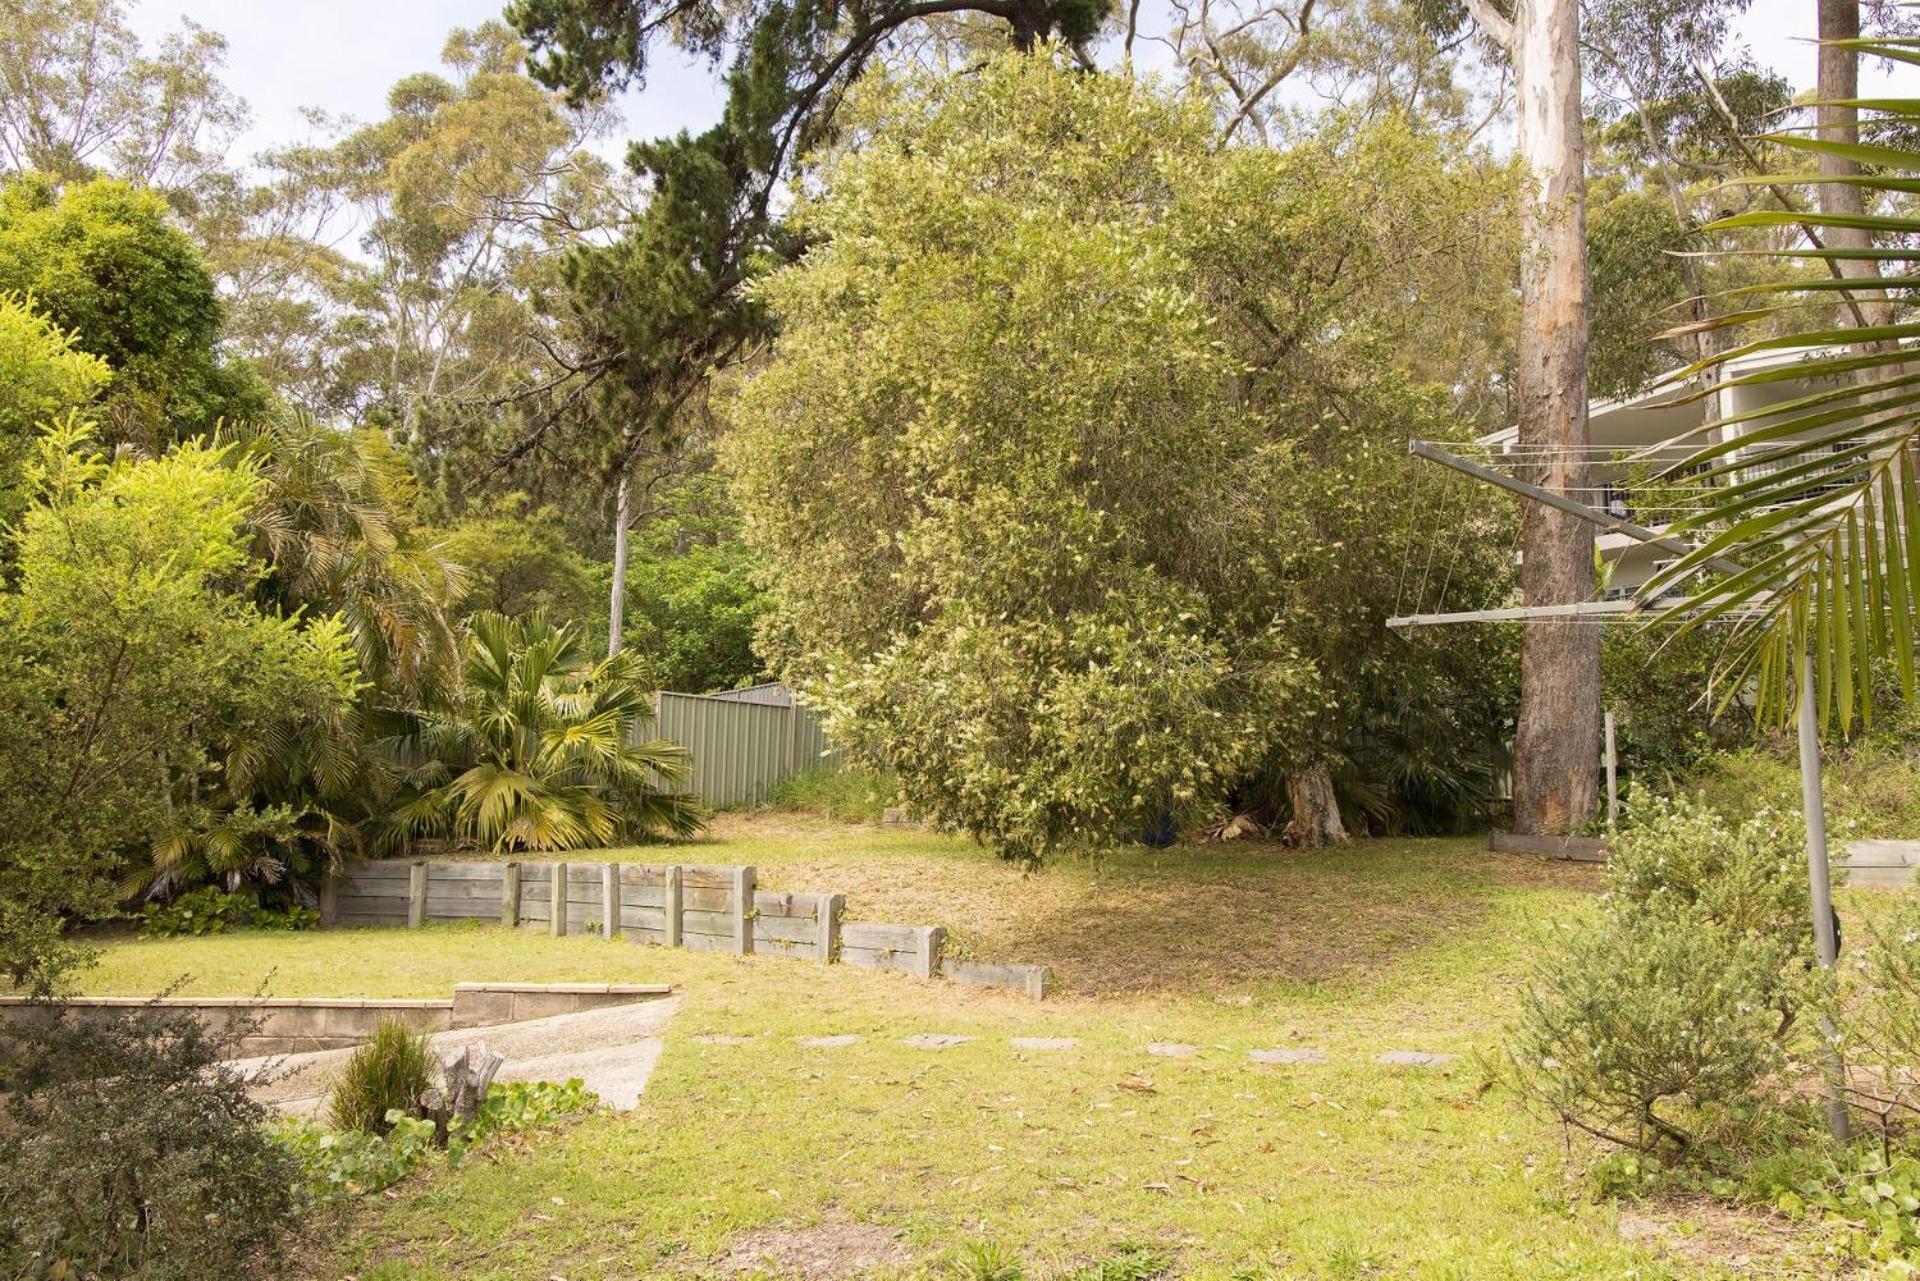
top-left (1642, 60), bottom-right (1920, 732)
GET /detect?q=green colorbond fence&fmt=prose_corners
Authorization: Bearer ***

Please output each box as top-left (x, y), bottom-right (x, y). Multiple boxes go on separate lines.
top-left (652, 685), bottom-right (838, 807)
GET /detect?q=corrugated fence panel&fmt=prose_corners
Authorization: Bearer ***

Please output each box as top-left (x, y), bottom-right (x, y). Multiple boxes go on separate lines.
top-left (653, 692), bottom-right (839, 807)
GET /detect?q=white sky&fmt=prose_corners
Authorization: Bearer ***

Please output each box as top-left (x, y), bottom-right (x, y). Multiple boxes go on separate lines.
top-left (127, 0), bottom-right (1890, 171)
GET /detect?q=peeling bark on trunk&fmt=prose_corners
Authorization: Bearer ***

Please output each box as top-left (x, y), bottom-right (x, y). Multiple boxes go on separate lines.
top-left (1470, 0), bottom-right (1600, 835)
top-left (1284, 763), bottom-right (1348, 848)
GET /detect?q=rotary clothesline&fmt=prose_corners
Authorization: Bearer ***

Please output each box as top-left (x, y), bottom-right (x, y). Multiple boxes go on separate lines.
top-left (1389, 434), bottom-right (1852, 1143)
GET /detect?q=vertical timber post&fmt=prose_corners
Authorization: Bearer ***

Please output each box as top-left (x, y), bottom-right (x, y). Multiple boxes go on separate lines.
top-left (501, 862), bottom-right (521, 927)
top-left (603, 863), bottom-right (620, 940)
top-left (914, 926), bottom-right (946, 980)
top-left (817, 892), bottom-right (843, 964)
top-left (407, 861), bottom-right (427, 929)
top-left (1798, 651), bottom-right (1851, 1142)
top-left (1603, 709), bottom-right (1618, 832)
top-left (732, 866), bottom-right (755, 954)
top-left (550, 862), bottom-right (568, 938)
top-left (663, 865), bottom-right (682, 947)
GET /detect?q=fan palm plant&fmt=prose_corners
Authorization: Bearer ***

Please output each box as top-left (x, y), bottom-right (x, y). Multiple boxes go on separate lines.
top-left (1642, 40), bottom-right (1918, 731)
top-left (393, 611), bottom-right (703, 852)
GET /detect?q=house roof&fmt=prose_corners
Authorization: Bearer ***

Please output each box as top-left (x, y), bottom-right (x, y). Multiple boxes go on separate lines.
top-left (1475, 345), bottom-right (1845, 453)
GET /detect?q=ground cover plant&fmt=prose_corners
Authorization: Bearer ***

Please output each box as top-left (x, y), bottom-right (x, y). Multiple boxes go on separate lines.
top-left (82, 819), bottom-right (1856, 1278)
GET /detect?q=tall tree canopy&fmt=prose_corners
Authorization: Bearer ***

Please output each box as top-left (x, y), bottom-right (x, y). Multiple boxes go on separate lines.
top-left (727, 53), bottom-right (1516, 859)
top-left (0, 175), bottom-right (267, 450)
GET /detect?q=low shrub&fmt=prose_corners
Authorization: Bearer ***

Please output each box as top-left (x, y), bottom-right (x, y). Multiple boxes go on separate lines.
top-left (1501, 794), bottom-right (1822, 1158)
top-left (762, 766), bottom-right (900, 823)
top-left (138, 885), bottom-right (318, 937)
top-left (277, 1079), bottom-right (599, 1201)
top-left (328, 1018), bottom-right (434, 1135)
top-left (1838, 896), bottom-right (1920, 1131)
top-left (451, 1077), bottom-right (597, 1152)
top-left (0, 1003), bottom-right (302, 1280)
top-left (1503, 909), bottom-right (1805, 1157)
top-left (1608, 792), bottom-right (1814, 954)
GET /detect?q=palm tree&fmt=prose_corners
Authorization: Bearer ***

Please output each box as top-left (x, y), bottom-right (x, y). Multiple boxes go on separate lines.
top-left (393, 611), bottom-right (703, 852)
top-left (242, 415), bottom-right (465, 708)
top-left (1642, 41), bottom-right (1917, 731)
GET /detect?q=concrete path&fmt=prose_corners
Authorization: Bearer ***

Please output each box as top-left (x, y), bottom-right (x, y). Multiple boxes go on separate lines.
top-left (241, 994), bottom-right (681, 1116)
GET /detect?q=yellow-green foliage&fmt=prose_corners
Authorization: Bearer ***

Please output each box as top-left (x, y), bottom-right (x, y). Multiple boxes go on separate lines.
top-left (727, 53), bottom-right (1521, 861)
top-left (0, 420), bottom-right (359, 987)
top-left (0, 293), bottom-right (106, 525)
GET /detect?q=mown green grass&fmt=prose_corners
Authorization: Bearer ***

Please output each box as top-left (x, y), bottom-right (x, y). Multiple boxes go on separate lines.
top-left (82, 827), bottom-right (1794, 1279)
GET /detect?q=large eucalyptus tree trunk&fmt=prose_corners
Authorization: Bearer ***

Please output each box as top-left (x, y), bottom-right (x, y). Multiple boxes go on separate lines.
top-left (1817, 0), bottom-right (1894, 329)
top-left (1466, 0), bottom-right (1600, 834)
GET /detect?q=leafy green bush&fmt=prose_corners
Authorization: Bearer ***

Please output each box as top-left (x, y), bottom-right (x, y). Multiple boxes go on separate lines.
top-left (451, 1077), bottom-right (596, 1151)
top-left (329, 1018), bottom-right (434, 1135)
top-left (137, 886), bottom-right (318, 937)
top-left (0, 1003), bottom-right (301, 1280)
top-left (1601, 625), bottom-right (1750, 784)
top-left (275, 1111), bottom-right (439, 1200)
top-left (762, 767), bottom-right (899, 822)
top-left (1501, 794), bottom-right (1821, 1158)
top-left (278, 1079), bottom-right (598, 1201)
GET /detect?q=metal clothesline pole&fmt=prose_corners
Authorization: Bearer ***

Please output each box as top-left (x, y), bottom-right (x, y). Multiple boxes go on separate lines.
top-left (1799, 650), bottom-right (1852, 1141)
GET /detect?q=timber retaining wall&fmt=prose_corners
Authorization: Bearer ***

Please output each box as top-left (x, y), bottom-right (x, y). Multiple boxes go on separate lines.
top-left (322, 859), bottom-right (1047, 999)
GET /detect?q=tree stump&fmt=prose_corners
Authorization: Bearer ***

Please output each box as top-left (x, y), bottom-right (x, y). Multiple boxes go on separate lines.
top-left (423, 1042), bottom-right (504, 1145)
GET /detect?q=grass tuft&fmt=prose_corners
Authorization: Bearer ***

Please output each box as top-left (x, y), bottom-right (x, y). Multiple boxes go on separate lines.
top-left (329, 1018), bottom-right (433, 1135)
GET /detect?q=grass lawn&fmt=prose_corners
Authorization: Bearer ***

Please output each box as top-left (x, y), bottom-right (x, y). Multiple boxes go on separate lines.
top-left (81, 819), bottom-right (1828, 1279)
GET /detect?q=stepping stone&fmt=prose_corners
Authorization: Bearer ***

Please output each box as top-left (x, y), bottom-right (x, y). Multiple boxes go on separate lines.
top-left (1375, 1050), bottom-right (1456, 1067)
top-left (1010, 1037), bottom-right (1079, 1051)
top-left (1249, 1047), bottom-right (1326, 1065)
top-left (800, 1034), bottom-right (861, 1048)
top-left (1146, 1042), bottom-right (1198, 1058)
top-left (692, 1034), bottom-right (751, 1045)
top-left (903, 1033), bottom-right (972, 1050)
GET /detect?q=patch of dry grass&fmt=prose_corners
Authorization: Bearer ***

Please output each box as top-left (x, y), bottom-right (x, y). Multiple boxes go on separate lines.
top-left (606, 814), bottom-right (1601, 997)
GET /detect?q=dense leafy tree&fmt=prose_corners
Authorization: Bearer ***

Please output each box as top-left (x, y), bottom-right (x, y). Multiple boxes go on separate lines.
top-left (617, 470), bottom-right (770, 693)
top-left (390, 611), bottom-right (700, 852)
top-left (0, 419), bottom-right (358, 988)
top-left (728, 55), bottom-right (1516, 858)
top-left (436, 495), bottom-right (602, 626)
top-left (0, 175), bottom-right (268, 450)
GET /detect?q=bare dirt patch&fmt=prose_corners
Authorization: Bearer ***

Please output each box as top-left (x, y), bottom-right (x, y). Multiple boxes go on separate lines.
top-left (717, 1221), bottom-right (910, 1278)
top-left (1618, 1197), bottom-right (1854, 1277)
